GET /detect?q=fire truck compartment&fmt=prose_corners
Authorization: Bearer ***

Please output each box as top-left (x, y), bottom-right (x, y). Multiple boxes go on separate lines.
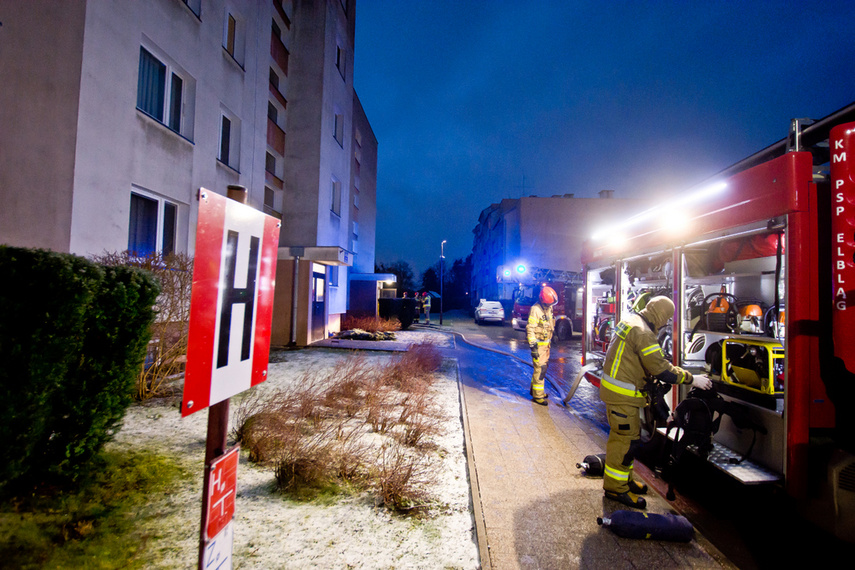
top-left (657, 427), bottom-right (782, 485)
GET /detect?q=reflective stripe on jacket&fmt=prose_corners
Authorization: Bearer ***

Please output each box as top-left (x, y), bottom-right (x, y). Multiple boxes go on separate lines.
top-left (600, 313), bottom-right (689, 405)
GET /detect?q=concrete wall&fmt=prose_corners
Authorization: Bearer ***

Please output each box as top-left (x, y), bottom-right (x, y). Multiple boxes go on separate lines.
top-left (0, 0), bottom-right (86, 252)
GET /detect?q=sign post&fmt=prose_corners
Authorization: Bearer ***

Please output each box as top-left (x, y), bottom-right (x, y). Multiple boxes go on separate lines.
top-left (183, 186), bottom-right (280, 569)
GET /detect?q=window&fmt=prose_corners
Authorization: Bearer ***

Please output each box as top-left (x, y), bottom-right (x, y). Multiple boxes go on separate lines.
top-left (331, 178), bottom-right (341, 216)
top-left (128, 190), bottom-right (178, 257)
top-left (267, 101), bottom-right (278, 124)
top-left (218, 108), bottom-right (240, 169)
top-left (335, 42), bottom-right (346, 80)
top-left (136, 45), bottom-right (194, 138)
top-left (333, 112), bottom-right (344, 146)
top-left (182, 0), bottom-right (201, 17)
top-left (330, 266), bottom-right (339, 287)
top-left (264, 187), bottom-right (276, 210)
top-left (223, 10), bottom-right (245, 65)
top-left (269, 68), bottom-right (280, 89)
top-left (266, 152), bottom-right (278, 177)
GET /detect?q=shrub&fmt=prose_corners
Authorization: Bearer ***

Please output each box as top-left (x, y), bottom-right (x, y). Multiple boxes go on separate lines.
top-left (375, 442), bottom-right (436, 513)
top-left (0, 246), bottom-right (159, 493)
top-left (341, 315), bottom-right (400, 333)
top-left (240, 343), bottom-right (447, 511)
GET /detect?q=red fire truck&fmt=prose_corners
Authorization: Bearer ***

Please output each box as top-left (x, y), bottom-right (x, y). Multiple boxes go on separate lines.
top-left (503, 266), bottom-right (584, 341)
top-left (579, 103), bottom-right (855, 541)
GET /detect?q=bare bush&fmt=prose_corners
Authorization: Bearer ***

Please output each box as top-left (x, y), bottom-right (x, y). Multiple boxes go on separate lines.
top-left (341, 315), bottom-right (401, 333)
top-left (382, 342), bottom-right (442, 393)
top-left (92, 251), bottom-right (192, 400)
top-left (398, 391), bottom-right (443, 448)
top-left (375, 442), bottom-right (437, 513)
top-left (242, 345), bottom-right (447, 510)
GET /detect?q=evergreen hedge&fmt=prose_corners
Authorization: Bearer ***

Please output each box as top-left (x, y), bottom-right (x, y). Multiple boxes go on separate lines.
top-left (0, 246), bottom-right (160, 493)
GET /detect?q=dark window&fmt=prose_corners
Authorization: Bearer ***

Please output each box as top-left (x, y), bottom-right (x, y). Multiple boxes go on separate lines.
top-left (162, 202), bottom-right (177, 255)
top-left (169, 74), bottom-right (183, 131)
top-left (128, 193), bottom-right (158, 256)
top-left (137, 47), bottom-right (165, 121)
top-left (220, 116), bottom-right (231, 164)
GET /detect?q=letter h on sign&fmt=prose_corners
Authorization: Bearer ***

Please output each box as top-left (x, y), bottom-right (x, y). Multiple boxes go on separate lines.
top-left (217, 231), bottom-right (259, 369)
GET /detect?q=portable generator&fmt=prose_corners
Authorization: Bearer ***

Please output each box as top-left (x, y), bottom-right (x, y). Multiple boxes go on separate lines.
top-left (710, 338), bottom-right (784, 395)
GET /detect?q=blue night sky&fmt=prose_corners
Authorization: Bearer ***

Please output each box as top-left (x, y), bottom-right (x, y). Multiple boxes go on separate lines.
top-left (353, 1), bottom-right (855, 277)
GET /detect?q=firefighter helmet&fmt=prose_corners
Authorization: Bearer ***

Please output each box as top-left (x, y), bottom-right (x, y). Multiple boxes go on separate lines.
top-left (539, 286), bottom-right (558, 305)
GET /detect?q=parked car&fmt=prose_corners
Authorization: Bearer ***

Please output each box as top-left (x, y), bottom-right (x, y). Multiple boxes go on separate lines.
top-left (474, 299), bottom-right (505, 325)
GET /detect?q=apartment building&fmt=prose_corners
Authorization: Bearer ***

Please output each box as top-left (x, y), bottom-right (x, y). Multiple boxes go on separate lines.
top-left (471, 192), bottom-right (643, 303)
top-left (0, 0), bottom-right (376, 346)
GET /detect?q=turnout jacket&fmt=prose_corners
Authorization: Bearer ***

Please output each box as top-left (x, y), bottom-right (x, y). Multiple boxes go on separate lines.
top-left (600, 313), bottom-right (693, 406)
top-left (526, 302), bottom-right (554, 346)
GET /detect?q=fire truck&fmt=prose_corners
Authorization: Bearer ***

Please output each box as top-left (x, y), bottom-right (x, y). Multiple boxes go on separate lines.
top-left (501, 265), bottom-right (584, 341)
top-left (579, 102), bottom-right (855, 541)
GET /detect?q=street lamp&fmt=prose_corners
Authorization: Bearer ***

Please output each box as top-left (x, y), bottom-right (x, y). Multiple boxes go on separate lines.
top-left (440, 240), bottom-right (446, 325)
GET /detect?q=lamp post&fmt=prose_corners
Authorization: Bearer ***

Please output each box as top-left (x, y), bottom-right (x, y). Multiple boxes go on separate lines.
top-left (440, 240), bottom-right (446, 325)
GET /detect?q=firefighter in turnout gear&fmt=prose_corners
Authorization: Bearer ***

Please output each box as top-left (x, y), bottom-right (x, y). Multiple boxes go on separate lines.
top-left (600, 296), bottom-right (711, 508)
top-left (527, 286), bottom-right (558, 405)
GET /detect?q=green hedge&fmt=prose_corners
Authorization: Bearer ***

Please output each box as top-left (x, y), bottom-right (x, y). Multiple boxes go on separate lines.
top-left (0, 246), bottom-right (160, 493)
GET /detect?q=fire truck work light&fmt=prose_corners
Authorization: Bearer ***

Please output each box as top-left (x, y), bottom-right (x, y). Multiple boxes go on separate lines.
top-left (591, 182), bottom-right (727, 242)
top-left (516, 264), bottom-right (526, 274)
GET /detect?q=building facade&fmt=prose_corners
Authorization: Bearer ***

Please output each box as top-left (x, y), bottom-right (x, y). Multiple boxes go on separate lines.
top-left (471, 191), bottom-right (643, 303)
top-left (0, 0), bottom-right (376, 346)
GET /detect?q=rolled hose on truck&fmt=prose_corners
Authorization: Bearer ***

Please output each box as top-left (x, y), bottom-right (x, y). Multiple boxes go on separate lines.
top-left (597, 510), bottom-right (695, 542)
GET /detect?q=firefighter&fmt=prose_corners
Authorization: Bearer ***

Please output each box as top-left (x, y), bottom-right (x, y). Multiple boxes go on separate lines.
top-left (527, 286), bottom-right (558, 405)
top-left (600, 295), bottom-right (711, 508)
top-left (422, 291), bottom-right (431, 325)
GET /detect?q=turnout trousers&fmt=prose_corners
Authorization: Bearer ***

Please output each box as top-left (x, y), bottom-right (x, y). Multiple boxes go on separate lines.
top-left (603, 401), bottom-right (643, 494)
top-left (530, 341), bottom-right (550, 398)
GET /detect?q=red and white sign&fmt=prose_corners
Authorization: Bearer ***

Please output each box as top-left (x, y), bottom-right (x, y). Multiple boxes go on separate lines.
top-left (204, 445), bottom-right (240, 540)
top-left (183, 189), bottom-right (280, 417)
top-left (831, 122), bottom-right (855, 371)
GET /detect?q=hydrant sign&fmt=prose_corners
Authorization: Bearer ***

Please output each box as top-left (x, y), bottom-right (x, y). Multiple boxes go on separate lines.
top-left (183, 189), bottom-right (280, 417)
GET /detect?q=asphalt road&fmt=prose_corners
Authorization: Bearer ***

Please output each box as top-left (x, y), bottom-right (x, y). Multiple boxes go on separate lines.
top-left (433, 310), bottom-right (851, 568)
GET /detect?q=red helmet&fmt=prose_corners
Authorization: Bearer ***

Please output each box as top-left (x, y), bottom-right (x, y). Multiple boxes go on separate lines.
top-left (539, 286), bottom-right (558, 305)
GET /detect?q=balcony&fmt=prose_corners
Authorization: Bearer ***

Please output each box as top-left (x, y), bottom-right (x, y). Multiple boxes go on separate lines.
top-left (269, 81), bottom-right (287, 110)
top-left (267, 118), bottom-right (285, 155)
top-left (271, 35), bottom-right (289, 76)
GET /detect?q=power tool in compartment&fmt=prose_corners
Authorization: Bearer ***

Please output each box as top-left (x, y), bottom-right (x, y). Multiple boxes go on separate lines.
top-left (705, 337), bottom-right (784, 395)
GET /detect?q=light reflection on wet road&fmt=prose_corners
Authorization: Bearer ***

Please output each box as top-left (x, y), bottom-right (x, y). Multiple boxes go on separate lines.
top-left (435, 312), bottom-right (609, 434)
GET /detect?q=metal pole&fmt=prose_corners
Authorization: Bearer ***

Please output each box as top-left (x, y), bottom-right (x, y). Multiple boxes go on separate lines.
top-left (440, 240), bottom-right (446, 325)
top-left (289, 252), bottom-right (301, 347)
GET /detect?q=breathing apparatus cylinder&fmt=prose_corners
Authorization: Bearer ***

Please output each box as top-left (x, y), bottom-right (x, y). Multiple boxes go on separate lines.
top-left (597, 510), bottom-right (694, 542)
top-left (576, 453), bottom-right (606, 476)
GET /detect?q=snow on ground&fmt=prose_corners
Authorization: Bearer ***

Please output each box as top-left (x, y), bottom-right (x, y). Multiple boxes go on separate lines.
top-left (108, 330), bottom-right (478, 569)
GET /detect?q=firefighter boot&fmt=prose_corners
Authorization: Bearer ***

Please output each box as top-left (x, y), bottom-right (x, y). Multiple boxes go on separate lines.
top-left (628, 479), bottom-right (648, 495)
top-left (530, 387), bottom-right (548, 406)
top-left (604, 490), bottom-right (647, 509)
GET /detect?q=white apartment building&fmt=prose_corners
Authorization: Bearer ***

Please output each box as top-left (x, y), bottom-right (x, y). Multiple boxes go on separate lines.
top-left (471, 192), bottom-right (644, 303)
top-left (0, 0), bottom-right (376, 346)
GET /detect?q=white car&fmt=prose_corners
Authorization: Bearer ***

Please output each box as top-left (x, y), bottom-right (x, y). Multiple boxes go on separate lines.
top-left (474, 300), bottom-right (505, 325)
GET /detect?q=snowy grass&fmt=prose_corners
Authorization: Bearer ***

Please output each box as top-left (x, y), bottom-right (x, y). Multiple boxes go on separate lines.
top-left (106, 331), bottom-right (478, 568)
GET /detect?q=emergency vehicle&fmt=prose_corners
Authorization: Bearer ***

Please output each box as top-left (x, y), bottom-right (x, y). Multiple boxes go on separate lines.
top-left (579, 102), bottom-right (855, 541)
top-left (500, 265), bottom-right (584, 340)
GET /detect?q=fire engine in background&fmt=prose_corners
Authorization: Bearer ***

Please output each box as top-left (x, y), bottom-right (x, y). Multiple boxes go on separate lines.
top-left (579, 102), bottom-right (855, 542)
top-left (501, 265), bottom-right (584, 341)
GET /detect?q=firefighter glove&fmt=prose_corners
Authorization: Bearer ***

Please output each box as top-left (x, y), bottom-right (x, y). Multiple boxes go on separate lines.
top-left (692, 374), bottom-right (712, 390)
